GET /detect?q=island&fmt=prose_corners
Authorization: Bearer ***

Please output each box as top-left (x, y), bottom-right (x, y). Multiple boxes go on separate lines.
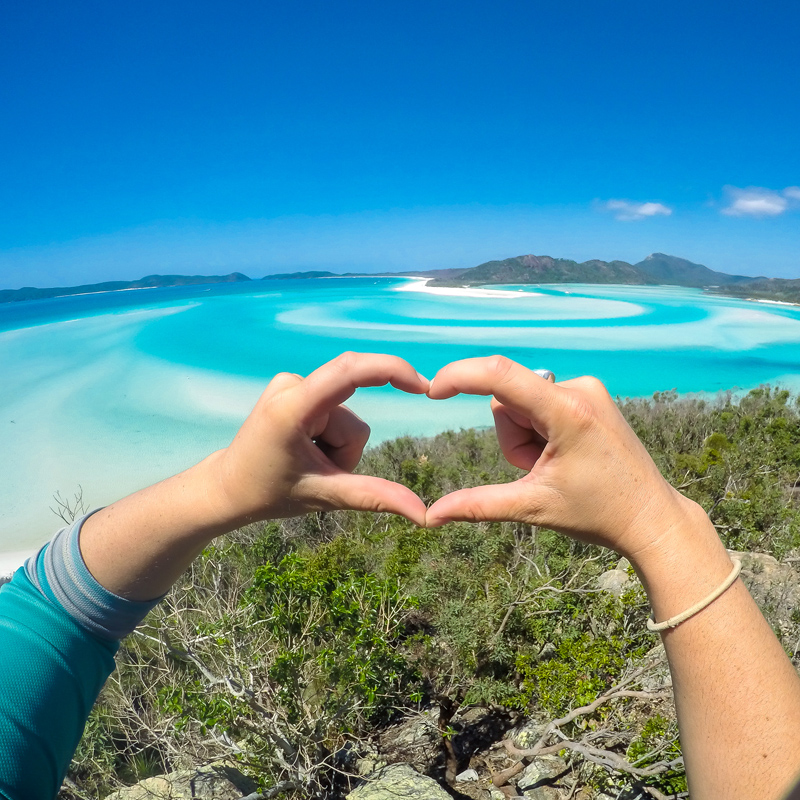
top-left (266, 252), bottom-right (800, 303)
top-left (3, 254), bottom-right (800, 305)
top-left (0, 272), bottom-right (251, 304)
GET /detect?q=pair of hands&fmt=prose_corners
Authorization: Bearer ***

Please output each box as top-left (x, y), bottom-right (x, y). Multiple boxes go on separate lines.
top-left (214, 352), bottom-right (694, 563)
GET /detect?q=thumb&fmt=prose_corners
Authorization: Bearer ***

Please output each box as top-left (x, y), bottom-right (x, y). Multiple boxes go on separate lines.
top-left (425, 480), bottom-right (549, 528)
top-left (307, 473), bottom-right (428, 526)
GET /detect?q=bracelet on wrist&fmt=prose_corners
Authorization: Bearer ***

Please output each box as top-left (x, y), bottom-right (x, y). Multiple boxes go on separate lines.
top-left (647, 558), bottom-right (742, 632)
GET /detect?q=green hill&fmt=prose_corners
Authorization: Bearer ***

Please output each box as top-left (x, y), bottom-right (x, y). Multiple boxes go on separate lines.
top-left (430, 252), bottom-right (764, 289)
top-left (634, 253), bottom-right (755, 287)
top-left (431, 254), bottom-right (652, 286)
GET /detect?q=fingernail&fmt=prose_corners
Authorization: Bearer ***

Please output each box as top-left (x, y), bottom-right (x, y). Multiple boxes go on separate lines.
top-left (416, 371), bottom-right (429, 383)
top-left (427, 376), bottom-right (435, 393)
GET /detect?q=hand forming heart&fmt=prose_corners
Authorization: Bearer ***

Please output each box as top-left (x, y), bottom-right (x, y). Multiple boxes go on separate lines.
top-left (214, 351), bottom-right (697, 563)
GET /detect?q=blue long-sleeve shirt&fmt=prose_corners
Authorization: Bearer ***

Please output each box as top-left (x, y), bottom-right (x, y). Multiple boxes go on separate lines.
top-left (0, 513), bottom-right (163, 799)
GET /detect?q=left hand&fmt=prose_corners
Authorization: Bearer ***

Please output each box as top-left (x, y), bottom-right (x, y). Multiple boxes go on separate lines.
top-left (212, 352), bottom-right (430, 526)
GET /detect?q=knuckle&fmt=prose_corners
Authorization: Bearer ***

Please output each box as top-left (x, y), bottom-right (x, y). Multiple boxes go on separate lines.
top-left (356, 423), bottom-right (371, 445)
top-left (486, 354), bottom-right (514, 380)
top-left (336, 351), bottom-right (358, 369)
top-left (573, 375), bottom-right (608, 396)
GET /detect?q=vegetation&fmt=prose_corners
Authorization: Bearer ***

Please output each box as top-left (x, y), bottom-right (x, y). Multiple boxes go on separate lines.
top-left (707, 276), bottom-right (800, 304)
top-left (427, 252), bottom-right (754, 290)
top-left (63, 387), bottom-right (800, 799)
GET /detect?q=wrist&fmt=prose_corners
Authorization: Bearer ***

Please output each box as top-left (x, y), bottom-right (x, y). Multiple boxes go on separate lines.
top-left (625, 495), bottom-right (735, 624)
top-left (197, 448), bottom-right (258, 531)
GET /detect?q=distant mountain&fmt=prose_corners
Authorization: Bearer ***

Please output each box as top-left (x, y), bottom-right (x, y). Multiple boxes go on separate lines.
top-left (431, 254), bottom-right (652, 287)
top-left (0, 273), bottom-right (251, 304)
top-left (634, 253), bottom-right (755, 287)
top-left (427, 252), bottom-right (773, 291)
top-left (265, 270), bottom-right (340, 279)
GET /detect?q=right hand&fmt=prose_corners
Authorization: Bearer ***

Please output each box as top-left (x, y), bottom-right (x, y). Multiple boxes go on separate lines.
top-left (212, 352), bottom-right (430, 527)
top-left (425, 356), bottom-right (700, 562)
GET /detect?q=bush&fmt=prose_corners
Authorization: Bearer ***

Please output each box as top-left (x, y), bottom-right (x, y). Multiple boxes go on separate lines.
top-left (67, 387), bottom-right (800, 797)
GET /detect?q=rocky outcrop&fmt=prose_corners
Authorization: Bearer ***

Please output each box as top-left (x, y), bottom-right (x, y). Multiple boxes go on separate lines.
top-left (377, 708), bottom-right (442, 774)
top-left (346, 763), bottom-right (452, 800)
top-left (102, 762), bottom-right (257, 800)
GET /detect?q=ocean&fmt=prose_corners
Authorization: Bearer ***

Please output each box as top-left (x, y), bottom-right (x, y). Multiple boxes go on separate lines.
top-left (3, 275), bottom-right (800, 569)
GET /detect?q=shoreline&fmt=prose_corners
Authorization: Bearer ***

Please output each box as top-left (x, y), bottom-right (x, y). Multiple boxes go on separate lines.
top-left (6, 276), bottom-right (800, 309)
top-left (393, 276), bottom-right (542, 299)
top-left (748, 297), bottom-right (800, 307)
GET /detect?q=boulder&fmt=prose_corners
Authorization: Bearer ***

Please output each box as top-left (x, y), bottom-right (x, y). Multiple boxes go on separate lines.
top-left (509, 719), bottom-right (547, 749)
top-left (102, 762), bottom-right (257, 800)
top-left (596, 569), bottom-right (630, 598)
top-left (377, 707), bottom-right (442, 774)
top-left (520, 788), bottom-right (560, 800)
top-left (346, 763), bottom-right (451, 800)
top-left (516, 755), bottom-right (567, 794)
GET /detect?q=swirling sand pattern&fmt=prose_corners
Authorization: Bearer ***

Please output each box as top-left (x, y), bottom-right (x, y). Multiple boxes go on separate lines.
top-left (2, 275), bottom-right (800, 560)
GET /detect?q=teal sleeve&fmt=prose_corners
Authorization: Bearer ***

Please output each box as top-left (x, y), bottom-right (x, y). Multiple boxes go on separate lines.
top-left (0, 513), bottom-right (167, 798)
top-left (0, 565), bottom-right (118, 799)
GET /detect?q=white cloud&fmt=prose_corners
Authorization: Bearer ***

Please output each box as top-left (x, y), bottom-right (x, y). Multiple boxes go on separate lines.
top-left (604, 200), bottom-right (673, 221)
top-left (721, 186), bottom-right (800, 217)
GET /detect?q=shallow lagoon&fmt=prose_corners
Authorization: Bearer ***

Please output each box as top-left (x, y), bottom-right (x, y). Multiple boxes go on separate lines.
top-left (3, 276), bottom-right (800, 565)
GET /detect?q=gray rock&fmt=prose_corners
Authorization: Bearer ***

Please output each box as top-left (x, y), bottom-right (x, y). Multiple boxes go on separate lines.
top-left (521, 788), bottom-right (560, 800)
top-left (516, 755), bottom-right (567, 793)
top-left (377, 708), bottom-right (442, 774)
top-left (509, 719), bottom-right (546, 749)
top-left (597, 568), bottom-right (631, 598)
top-left (455, 768), bottom-right (479, 782)
top-left (347, 763), bottom-right (451, 800)
top-left (538, 642), bottom-right (556, 660)
top-left (103, 762), bottom-right (257, 800)
top-left (356, 753), bottom-right (388, 776)
top-left (638, 643), bottom-right (672, 692)
top-left (729, 550), bottom-right (800, 661)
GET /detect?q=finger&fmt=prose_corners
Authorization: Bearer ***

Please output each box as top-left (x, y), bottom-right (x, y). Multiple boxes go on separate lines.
top-left (492, 401), bottom-right (546, 471)
top-left (425, 481), bottom-right (548, 527)
top-left (428, 356), bottom-right (565, 438)
top-left (307, 473), bottom-right (428, 526)
top-left (314, 405), bottom-right (371, 473)
top-left (296, 352), bottom-right (429, 422)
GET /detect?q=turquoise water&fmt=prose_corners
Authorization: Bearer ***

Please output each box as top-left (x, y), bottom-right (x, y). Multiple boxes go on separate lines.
top-left (3, 276), bottom-right (800, 561)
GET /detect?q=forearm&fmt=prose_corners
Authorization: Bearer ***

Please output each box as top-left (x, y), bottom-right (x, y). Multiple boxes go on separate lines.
top-left (79, 449), bottom-right (238, 601)
top-left (631, 498), bottom-right (800, 800)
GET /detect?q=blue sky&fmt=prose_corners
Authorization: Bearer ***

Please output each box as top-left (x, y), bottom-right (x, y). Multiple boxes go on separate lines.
top-left (1, 0), bottom-right (798, 288)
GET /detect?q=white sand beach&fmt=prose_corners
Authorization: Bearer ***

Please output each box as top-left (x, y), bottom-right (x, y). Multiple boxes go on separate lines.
top-left (749, 297), bottom-right (799, 307)
top-left (393, 277), bottom-right (542, 298)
